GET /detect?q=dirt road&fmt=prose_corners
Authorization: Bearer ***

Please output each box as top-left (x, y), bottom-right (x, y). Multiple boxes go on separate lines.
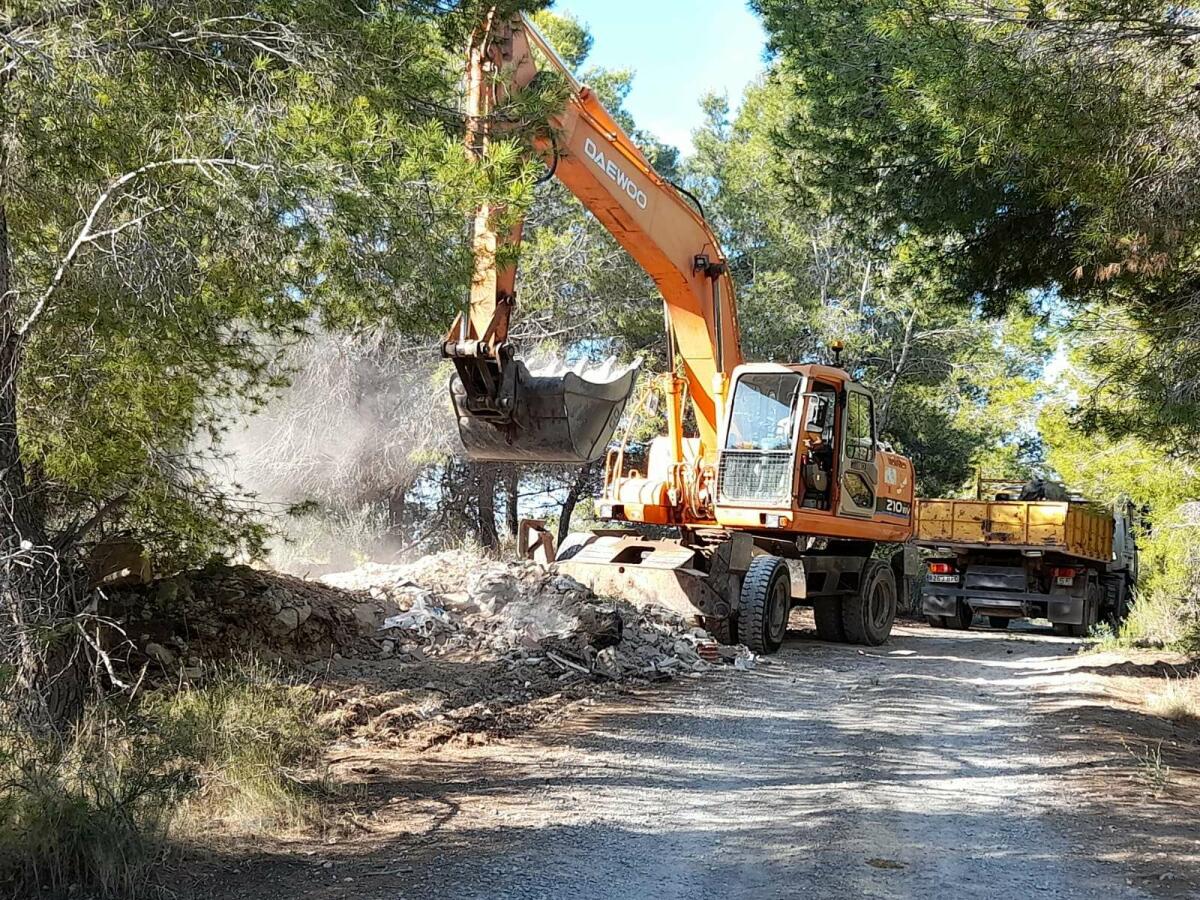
top-left (197, 624), bottom-right (1198, 899)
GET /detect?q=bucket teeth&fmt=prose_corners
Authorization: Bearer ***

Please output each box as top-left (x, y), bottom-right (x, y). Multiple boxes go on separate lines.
top-left (452, 358), bottom-right (639, 464)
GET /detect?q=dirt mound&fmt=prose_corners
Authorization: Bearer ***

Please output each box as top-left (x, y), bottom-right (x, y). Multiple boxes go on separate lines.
top-left (323, 550), bottom-right (735, 677)
top-left (103, 564), bottom-right (390, 675)
top-left (315, 550), bottom-right (754, 747)
top-left (105, 550), bottom-right (753, 748)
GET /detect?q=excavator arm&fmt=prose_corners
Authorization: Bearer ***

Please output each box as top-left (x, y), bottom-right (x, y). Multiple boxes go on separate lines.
top-left (448, 12), bottom-right (741, 465)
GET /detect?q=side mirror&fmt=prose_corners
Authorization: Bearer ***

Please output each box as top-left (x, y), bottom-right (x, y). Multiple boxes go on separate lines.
top-left (804, 395), bottom-right (829, 432)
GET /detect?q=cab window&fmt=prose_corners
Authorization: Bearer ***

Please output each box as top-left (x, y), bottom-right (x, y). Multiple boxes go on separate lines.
top-left (726, 373), bottom-right (802, 451)
top-left (846, 392), bottom-right (875, 461)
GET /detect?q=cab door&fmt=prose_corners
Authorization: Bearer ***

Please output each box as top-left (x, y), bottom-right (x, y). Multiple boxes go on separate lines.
top-left (837, 387), bottom-right (877, 518)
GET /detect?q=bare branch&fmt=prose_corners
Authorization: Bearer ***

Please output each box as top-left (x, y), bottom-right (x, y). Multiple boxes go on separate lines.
top-left (18, 158), bottom-right (267, 339)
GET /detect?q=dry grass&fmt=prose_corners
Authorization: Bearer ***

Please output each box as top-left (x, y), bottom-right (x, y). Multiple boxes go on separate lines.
top-left (0, 714), bottom-right (184, 899)
top-left (1144, 673), bottom-right (1200, 723)
top-left (1123, 738), bottom-right (1172, 796)
top-left (145, 661), bottom-right (334, 837)
top-left (0, 660), bottom-right (336, 898)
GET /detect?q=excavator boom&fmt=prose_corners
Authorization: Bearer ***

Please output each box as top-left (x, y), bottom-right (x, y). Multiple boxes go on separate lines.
top-left (447, 12), bottom-right (739, 464)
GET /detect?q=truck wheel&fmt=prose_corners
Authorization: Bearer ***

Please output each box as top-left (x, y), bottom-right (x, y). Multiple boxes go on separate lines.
top-left (941, 601), bottom-right (973, 631)
top-left (924, 614), bottom-right (944, 628)
top-left (814, 598), bottom-right (847, 643)
top-left (841, 560), bottom-right (896, 646)
top-left (987, 616), bottom-right (1010, 630)
top-left (738, 555), bottom-right (790, 654)
top-left (1102, 575), bottom-right (1128, 627)
top-left (1068, 583), bottom-right (1101, 638)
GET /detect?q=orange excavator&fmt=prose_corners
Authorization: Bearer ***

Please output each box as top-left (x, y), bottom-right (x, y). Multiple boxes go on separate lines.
top-left (446, 11), bottom-right (916, 651)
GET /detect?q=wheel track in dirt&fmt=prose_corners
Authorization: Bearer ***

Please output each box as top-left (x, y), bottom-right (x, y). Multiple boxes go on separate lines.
top-left (195, 625), bottom-right (1164, 900)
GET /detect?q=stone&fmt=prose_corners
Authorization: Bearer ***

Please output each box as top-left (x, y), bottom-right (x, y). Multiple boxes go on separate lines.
top-left (352, 602), bottom-right (381, 633)
top-left (144, 642), bottom-right (176, 666)
top-left (272, 603), bottom-right (311, 634)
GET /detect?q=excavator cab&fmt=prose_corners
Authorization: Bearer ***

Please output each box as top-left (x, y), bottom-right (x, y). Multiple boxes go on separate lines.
top-left (450, 351), bottom-right (639, 464)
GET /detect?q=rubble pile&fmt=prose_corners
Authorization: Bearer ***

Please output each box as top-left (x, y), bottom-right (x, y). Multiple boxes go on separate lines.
top-left (105, 550), bottom-right (755, 748)
top-left (322, 550), bottom-right (753, 679)
top-left (103, 564), bottom-right (383, 672)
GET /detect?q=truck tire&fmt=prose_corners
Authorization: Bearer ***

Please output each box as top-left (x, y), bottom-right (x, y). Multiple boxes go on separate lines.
top-left (1068, 582), bottom-right (1101, 638)
top-left (814, 598), bottom-right (847, 643)
top-left (1102, 575), bottom-right (1129, 627)
top-left (737, 555), bottom-right (790, 654)
top-left (841, 560), bottom-right (896, 646)
top-left (941, 600), bottom-right (973, 631)
top-left (987, 615), bottom-right (1010, 630)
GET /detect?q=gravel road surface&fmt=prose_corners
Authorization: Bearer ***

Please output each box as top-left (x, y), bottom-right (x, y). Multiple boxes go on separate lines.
top-left (202, 624), bottom-right (1157, 899)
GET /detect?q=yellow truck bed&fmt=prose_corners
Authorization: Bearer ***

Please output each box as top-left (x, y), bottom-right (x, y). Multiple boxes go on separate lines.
top-left (914, 499), bottom-right (1113, 563)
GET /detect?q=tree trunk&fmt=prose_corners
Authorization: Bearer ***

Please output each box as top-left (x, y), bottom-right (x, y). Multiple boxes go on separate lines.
top-left (557, 463), bottom-right (593, 547)
top-left (476, 464), bottom-right (498, 550)
top-left (504, 467), bottom-right (519, 537)
top-left (387, 485), bottom-right (407, 534)
top-left (0, 203), bottom-right (89, 731)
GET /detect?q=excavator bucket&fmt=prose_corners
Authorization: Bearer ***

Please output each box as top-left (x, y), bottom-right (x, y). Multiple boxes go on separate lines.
top-left (452, 357), bottom-right (639, 464)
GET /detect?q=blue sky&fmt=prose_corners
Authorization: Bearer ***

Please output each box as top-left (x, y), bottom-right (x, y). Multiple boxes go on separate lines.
top-left (554, 0), bottom-right (768, 153)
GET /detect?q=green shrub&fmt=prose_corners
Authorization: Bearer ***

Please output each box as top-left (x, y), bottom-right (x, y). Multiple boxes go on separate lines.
top-left (0, 660), bottom-right (334, 897)
top-left (1116, 505), bottom-right (1200, 650)
top-left (0, 715), bottom-right (184, 899)
top-left (144, 661), bottom-right (332, 836)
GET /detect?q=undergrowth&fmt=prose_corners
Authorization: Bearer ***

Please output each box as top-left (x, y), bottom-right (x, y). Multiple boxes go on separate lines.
top-left (1145, 673), bottom-right (1200, 723)
top-left (0, 661), bottom-right (333, 899)
top-left (147, 661), bottom-right (333, 836)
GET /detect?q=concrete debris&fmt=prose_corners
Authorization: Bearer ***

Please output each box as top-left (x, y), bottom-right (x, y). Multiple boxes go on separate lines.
top-left (322, 550), bottom-right (747, 681)
top-left (102, 550), bottom-right (754, 750)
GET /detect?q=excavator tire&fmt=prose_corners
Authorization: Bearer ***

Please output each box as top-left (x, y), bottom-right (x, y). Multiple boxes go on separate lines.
top-left (841, 560), bottom-right (896, 646)
top-left (702, 616), bottom-right (733, 645)
top-left (813, 598), bottom-right (847, 643)
top-left (737, 555), bottom-right (790, 654)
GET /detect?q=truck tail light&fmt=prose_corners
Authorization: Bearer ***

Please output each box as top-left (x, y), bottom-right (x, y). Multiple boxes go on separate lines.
top-left (926, 561), bottom-right (959, 583)
top-left (1051, 566), bottom-right (1081, 586)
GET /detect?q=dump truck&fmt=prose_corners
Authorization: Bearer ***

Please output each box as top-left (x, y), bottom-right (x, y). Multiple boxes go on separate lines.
top-left (444, 11), bottom-right (917, 652)
top-left (914, 477), bottom-right (1139, 635)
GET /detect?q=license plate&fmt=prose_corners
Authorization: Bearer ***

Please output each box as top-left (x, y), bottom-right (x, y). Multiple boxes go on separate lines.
top-left (928, 574), bottom-right (959, 584)
top-left (1056, 576), bottom-right (1075, 586)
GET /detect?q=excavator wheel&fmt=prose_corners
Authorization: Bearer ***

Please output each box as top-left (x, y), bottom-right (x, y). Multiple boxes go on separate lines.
top-left (842, 560), bottom-right (897, 646)
top-left (737, 555), bottom-right (790, 654)
top-left (813, 598), bottom-right (847, 643)
top-left (702, 616), bottom-right (733, 645)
